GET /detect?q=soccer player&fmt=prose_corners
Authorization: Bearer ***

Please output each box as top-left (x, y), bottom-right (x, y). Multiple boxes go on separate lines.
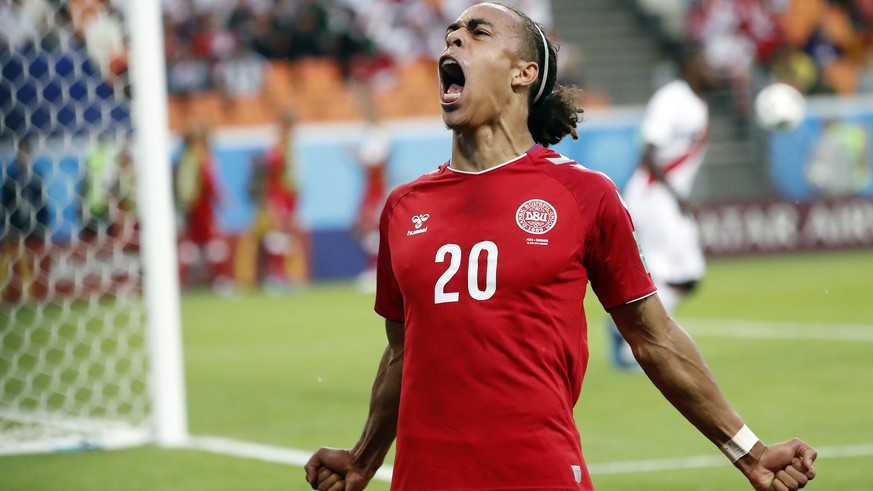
top-left (608, 46), bottom-right (712, 370)
top-left (352, 102), bottom-right (391, 292)
top-left (174, 123), bottom-right (232, 292)
top-left (305, 3), bottom-right (817, 491)
top-left (235, 110), bottom-right (309, 291)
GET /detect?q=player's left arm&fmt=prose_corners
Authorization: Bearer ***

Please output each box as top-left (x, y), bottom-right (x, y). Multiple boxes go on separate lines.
top-left (611, 295), bottom-right (817, 490)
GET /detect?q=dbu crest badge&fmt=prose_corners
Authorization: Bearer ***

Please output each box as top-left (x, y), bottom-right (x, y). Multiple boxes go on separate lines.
top-left (516, 199), bottom-right (557, 235)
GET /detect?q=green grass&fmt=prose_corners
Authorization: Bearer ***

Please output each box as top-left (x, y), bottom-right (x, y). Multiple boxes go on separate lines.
top-left (1, 298), bottom-right (148, 418)
top-left (2, 249), bottom-right (872, 490)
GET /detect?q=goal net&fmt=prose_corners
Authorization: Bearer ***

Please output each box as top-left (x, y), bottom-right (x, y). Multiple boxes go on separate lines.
top-left (1, 1), bottom-right (184, 454)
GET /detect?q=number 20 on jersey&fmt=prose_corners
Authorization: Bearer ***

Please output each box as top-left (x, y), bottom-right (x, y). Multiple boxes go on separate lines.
top-left (434, 241), bottom-right (497, 304)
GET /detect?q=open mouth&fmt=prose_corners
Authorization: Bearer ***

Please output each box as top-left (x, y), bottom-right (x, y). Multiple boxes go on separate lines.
top-left (439, 57), bottom-right (466, 105)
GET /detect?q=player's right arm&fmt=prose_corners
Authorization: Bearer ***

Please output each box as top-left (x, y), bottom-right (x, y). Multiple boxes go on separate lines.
top-left (639, 143), bottom-right (692, 214)
top-left (305, 319), bottom-right (404, 491)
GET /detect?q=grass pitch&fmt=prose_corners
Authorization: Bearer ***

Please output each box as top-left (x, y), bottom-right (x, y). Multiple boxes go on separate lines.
top-left (1, 249), bottom-right (871, 490)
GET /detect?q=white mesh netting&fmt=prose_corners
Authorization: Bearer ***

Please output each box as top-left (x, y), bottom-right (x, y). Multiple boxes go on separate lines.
top-left (1, 2), bottom-right (152, 454)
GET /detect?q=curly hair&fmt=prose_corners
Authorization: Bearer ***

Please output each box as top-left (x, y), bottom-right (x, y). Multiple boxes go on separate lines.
top-left (494, 3), bottom-right (584, 146)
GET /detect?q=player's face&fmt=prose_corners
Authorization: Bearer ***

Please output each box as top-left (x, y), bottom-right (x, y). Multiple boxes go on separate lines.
top-left (438, 4), bottom-right (526, 130)
top-left (688, 53), bottom-right (718, 91)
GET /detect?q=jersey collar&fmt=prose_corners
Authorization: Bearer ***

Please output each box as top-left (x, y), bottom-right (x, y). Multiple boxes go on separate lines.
top-left (446, 145), bottom-right (538, 175)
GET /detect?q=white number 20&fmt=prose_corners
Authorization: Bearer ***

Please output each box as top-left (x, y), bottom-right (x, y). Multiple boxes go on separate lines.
top-left (434, 241), bottom-right (498, 304)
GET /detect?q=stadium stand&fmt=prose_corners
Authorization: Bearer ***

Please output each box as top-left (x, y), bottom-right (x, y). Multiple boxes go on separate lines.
top-left (627, 0), bottom-right (873, 200)
top-left (159, 0), bottom-right (559, 128)
top-left (24, 0), bottom-right (846, 130)
top-left (636, 0), bottom-right (873, 96)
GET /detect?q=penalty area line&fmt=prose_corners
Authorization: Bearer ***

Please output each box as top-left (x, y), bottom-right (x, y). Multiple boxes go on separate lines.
top-left (186, 436), bottom-right (873, 479)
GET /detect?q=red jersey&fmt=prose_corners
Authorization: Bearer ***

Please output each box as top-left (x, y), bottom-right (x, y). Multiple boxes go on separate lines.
top-left (186, 155), bottom-right (220, 245)
top-left (357, 162), bottom-right (387, 230)
top-left (374, 146), bottom-right (656, 490)
top-left (262, 145), bottom-right (298, 221)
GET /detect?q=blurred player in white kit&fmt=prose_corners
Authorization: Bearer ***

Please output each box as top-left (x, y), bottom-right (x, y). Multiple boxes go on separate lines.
top-left (609, 46), bottom-right (714, 370)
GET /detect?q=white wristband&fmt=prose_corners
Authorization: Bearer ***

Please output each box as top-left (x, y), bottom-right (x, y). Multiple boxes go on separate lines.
top-left (721, 425), bottom-right (759, 463)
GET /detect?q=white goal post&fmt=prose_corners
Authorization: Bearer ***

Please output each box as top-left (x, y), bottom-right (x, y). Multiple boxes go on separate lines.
top-left (0, 0), bottom-right (187, 453)
top-left (129, 0), bottom-right (188, 448)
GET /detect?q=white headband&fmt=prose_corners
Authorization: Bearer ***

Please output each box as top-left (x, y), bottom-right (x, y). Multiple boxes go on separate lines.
top-left (533, 25), bottom-right (549, 104)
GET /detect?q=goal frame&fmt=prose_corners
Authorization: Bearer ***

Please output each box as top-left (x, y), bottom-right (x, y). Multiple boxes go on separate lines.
top-left (128, 0), bottom-right (189, 447)
top-left (0, 1), bottom-right (188, 455)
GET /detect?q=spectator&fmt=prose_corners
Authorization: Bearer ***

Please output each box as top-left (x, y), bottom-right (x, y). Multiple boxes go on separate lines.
top-left (79, 2), bottom-right (127, 80)
top-left (804, 119), bottom-right (872, 196)
top-left (351, 94), bottom-right (391, 292)
top-left (40, 4), bottom-right (75, 52)
top-left (112, 132), bottom-right (138, 244)
top-left (688, 0), bottom-right (782, 114)
top-left (235, 109), bottom-right (310, 292)
top-left (0, 0), bottom-right (51, 50)
top-left (1, 138), bottom-right (50, 302)
top-left (213, 41), bottom-right (267, 112)
top-left (80, 129), bottom-right (137, 243)
top-left (191, 11), bottom-right (237, 61)
top-left (363, 0), bottom-right (445, 64)
top-left (801, 0), bottom-right (866, 93)
top-left (1, 138), bottom-right (48, 243)
top-left (325, 3), bottom-right (376, 82)
top-left (174, 123), bottom-right (233, 293)
top-left (81, 129), bottom-right (121, 240)
top-left (167, 43), bottom-right (212, 95)
top-left (287, 0), bottom-right (328, 60)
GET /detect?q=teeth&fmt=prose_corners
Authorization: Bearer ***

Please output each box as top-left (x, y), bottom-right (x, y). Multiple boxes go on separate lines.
top-left (444, 92), bottom-right (461, 102)
top-left (441, 59), bottom-right (457, 68)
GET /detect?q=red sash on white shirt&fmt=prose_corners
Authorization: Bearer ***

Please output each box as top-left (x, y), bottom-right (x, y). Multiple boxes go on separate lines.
top-left (647, 125), bottom-right (710, 185)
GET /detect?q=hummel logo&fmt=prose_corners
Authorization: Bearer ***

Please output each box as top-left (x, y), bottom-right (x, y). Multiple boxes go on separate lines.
top-left (412, 214), bottom-right (430, 229)
top-left (407, 214), bottom-right (430, 236)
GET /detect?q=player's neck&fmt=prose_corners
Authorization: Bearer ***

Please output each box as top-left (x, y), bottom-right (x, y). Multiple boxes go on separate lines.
top-left (450, 121), bottom-right (535, 173)
top-left (683, 76), bottom-right (706, 98)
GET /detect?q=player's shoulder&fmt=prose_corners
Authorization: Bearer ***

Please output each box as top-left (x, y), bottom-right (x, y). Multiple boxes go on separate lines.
top-left (384, 162), bottom-right (448, 209)
top-left (651, 80), bottom-right (701, 107)
top-left (528, 146), bottom-right (617, 194)
top-left (655, 79), bottom-right (690, 97)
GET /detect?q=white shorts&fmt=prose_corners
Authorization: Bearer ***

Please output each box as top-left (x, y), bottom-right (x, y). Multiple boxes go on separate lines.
top-left (624, 181), bottom-right (705, 285)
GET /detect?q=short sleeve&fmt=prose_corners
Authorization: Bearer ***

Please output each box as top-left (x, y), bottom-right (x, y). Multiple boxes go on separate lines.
top-left (585, 186), bottom-right (657, 311)
top-left (374, 197), bottom-right (404, 322)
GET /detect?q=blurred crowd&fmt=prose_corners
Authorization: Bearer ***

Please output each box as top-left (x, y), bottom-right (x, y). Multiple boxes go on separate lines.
top-left (1, 0), bottom-right (551, 101)
top-left (7, 0), bottom-right (873, 296)
top-left (5, 0), bottom-right (873, 104)
top-left (0, 0), bottom-right (129, 82)
top-left (162, 0), bottom-right (552, 98)
top-left (639, 0), bottom-right (873, 97)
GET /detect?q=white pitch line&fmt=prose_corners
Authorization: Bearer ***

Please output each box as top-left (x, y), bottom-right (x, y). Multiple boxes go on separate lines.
top-left (186, 436), bottom-right (873, 480)
top-left (186, 436), bottom-right (394, 482)
top-left (681, 318), bottom-right (873, 343)
top-left (587, 454), bottom-right (725, 475)
top-left (588, 443), bottom-right (873, 475)
top-left (187, 320), bottom-right (871, 479)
